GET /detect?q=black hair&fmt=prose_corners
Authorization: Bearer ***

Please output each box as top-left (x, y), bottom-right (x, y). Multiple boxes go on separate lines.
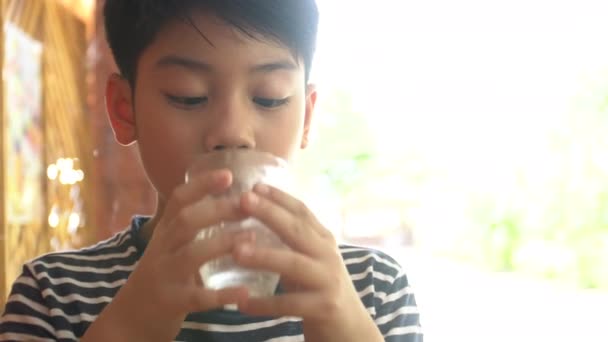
top-left (103, 0), bottom-right (319, 86)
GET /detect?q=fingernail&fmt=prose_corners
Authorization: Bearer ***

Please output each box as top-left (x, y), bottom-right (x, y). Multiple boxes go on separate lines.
top-left (238, 243), bottom-right (254, 257)
top-left (255, 184), bottom-right (270, 194)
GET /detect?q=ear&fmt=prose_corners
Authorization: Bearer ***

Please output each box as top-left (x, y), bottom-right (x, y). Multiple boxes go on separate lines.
top-left (105, 73), bottom-right (137, 146)
top-left (301, 84), bottom-right (318, 149)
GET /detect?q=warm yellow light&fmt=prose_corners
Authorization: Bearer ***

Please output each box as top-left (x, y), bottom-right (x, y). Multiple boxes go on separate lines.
top-left (56, 158), bottom-right (66, 170)
top-left (76, 170), bottom-right (85, 182)
top-left (48, 211), bottom-right (60, 228)
top-left (64, 158), bottom-right (74, 172)
top-left (56, 0), bottom-right (96, 23)
top-left (47, 164), bottom-right (59, 180)
top-left (59, 170), bottom-right (71, 185)
top-left (68, 213), bottom-right (81, 234)
top-left (54, 158), bottom-right (84, 184)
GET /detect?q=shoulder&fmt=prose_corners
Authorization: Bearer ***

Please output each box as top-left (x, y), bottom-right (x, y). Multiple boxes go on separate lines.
top-left (339, 244), bottom-right (406, 284)
top-left (24, 228), bottom-right (139, 283)
top-left (339, 244), bottom-right (410, 298)
top-left (339, 244), bottom-right (416, 315)
top-left (340, 245), bottom-right (422, 339)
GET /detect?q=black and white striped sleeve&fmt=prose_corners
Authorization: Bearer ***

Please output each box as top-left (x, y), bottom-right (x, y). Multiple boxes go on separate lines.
top-left (375, 270), bottom-right (423, 342)
top-left (0, 265), bottom-right (56, 341)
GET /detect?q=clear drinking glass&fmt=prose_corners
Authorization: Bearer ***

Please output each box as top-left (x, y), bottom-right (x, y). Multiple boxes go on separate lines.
top-left (185, 150), bottom-right (289, 297)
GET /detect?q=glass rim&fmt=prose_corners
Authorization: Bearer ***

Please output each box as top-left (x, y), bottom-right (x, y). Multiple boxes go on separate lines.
top-left (185, 150), bottom-right (288, 183)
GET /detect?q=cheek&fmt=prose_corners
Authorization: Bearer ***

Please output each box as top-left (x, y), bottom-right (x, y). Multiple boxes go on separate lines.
top-left (133, 96), bottom-right (197, 198)
top-left (258, 103), bottom-right (306, 159)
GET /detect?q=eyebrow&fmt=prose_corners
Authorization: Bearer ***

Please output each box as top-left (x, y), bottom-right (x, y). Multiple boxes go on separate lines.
top-left (156, 55), bottom-right (211, 71)
top-left (251, 60), bottom-right (298, 73)
top-left (155, 55), bottom-right (297, 74)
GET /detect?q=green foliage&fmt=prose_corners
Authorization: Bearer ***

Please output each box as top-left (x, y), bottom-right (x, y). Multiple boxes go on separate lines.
top-left (297, 74), bottom-right (608, 289)
top-left (295, 87), bottom-right (377, 197)
top-left (458, 73), bottom-right (608, 288)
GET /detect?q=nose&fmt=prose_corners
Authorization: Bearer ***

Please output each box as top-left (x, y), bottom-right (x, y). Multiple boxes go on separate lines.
top-left (204, 101), bottom-right (255, 151)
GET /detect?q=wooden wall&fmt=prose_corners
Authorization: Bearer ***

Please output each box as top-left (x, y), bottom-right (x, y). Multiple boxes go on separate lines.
top-left (0, 0), bottom-right (94, 308)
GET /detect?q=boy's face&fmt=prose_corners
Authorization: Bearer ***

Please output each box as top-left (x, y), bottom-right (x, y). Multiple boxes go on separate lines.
top-left (107, 12), bottom-right (316, 200)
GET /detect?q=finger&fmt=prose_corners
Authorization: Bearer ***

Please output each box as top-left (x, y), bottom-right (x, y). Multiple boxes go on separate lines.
top-left (176, 230), bottom-right (255, 273)
top-left (161, 169), bottom-right (232, 228)
top-left (241, 192), bottom-right (336, 256)
top-left (238, 292), bottom-right (323, 319)
top-left (252, 184), bottom-right (331, 239)
top-left (186, 286), bottom-right (249, 313)
top-left (232, 245), bottom-right (325, 290)
top-left (167, 196), bottom-right (247, 251)
top-left (279, 278), bottom-right (300, 292)
top-left (240, 191), bottom-right (322, 256)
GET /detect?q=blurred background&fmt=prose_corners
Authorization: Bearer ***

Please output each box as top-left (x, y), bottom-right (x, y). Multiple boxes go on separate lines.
top-left (1, 0), bottom-right (608, 341)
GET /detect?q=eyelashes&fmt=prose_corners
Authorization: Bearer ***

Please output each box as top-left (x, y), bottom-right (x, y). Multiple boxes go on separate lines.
top-left (165, 93), bottom-right (291, 110)
top-left (253, 97), bottom-right (290, 108)
top-left (165, 94), bottom-right (208, 109)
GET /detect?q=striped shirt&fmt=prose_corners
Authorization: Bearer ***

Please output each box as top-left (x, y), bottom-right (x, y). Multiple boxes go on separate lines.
top-left (1, 216), bottom-right (422, 341)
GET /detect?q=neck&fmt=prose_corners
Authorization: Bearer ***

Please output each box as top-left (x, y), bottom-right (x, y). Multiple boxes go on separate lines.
top-left (140, 195), bottom-right (166, 241)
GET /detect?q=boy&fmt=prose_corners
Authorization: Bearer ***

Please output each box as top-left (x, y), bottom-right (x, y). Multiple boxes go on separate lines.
top-left (0, 1), bottom-right (422, 341)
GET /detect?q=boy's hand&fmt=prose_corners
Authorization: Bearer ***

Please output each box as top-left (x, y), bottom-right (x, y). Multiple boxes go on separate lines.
top-left (82, 170), bottom-right (250, 342)
top-left (234, 184), bottom-right (384, 342)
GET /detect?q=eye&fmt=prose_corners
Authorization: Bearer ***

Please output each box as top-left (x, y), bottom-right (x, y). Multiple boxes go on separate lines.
top-left (253, 97), bottom-right (290, 108)
top-left (165, 94), bottom-right (208, 109)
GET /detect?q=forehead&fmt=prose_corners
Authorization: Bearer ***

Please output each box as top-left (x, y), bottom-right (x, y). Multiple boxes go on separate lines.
top-left (140, 11), bottom-right (303, 73)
